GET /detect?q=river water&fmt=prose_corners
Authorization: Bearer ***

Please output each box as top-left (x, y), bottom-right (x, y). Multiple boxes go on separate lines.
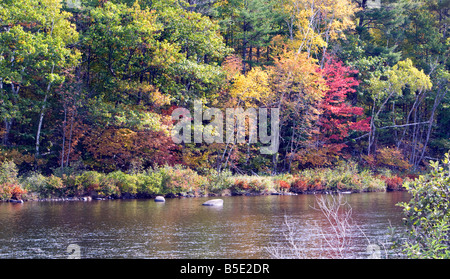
top-left (0, 192), bottom-right (409, 259)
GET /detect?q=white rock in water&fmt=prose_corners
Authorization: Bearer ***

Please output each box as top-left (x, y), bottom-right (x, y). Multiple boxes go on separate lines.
top-left (9, 199), bottom-right (24, 203)
top-left (202, 199), bottom-right (224, 206)
top-left (154, 196), bottom-right (165, 202)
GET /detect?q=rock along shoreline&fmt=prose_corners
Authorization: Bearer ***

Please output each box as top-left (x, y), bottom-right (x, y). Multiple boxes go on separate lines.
top-left (3, 188), bottom-right (379, 203)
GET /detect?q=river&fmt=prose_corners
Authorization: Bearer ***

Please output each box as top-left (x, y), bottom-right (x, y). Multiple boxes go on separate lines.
top-left (0, 191), bottom-right (409, 259)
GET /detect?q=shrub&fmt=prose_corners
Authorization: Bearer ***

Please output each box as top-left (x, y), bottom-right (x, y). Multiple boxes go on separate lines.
top-left (0, 183), bottom-right (27, 201)
top-left (206, 169), bottom-right (233, 194)
top-left (0, 183), bottom-right (13, 200)
top-left (106, 171), bottom-right (138, 197)
top-left (0, 161), bottom-right (19, 185)
top-left (383, 175), bottom-right (404, 191)
top-left (21, 172), bottom-right (47, 197)
top-left (19, 172), bottom-right (62, 199)
top-left (276, 180), bottom-right (291, 191)
top-left (309, 178), bottom-right (325, 191)
top-left (46, 175), bottom-right (64, 197)
top-left (291, 177), bottom-right (308, 193)
top-left (376, 147), bottom-right (411, 171)
top-left (232, 178), bottom-right (249, 194)
top-left (10, 184), bottom-right (27, 200)
top-left (61, 174), bottom-right (84, 197)
top-left (153, 165), bottom-right (207, 195)
top-left (231, 176), bottom-right (275, 195)
top-left (136, 171), bottom-right (163, 197)
top-left (248, 178), bottom-right (264, 192)
top-left (78, 171), bottom-right (104, 196)
top-left (396, 152), bottom-right (450, 258)
top-left (359, 169), bottom-right (386, 192)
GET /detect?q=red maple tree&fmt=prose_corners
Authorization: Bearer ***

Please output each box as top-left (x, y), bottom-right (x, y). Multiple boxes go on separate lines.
top-left (318, 56), bottom-right (370, 143)
top-left (296, 57), bottom-right (370, 168)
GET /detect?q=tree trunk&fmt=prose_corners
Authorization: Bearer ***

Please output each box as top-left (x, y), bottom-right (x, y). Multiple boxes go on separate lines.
top-left (36, 94), bottom-right (48, 157)
top-left (416, 81), bottom-right (448, 170)
top-left (2, 119), bottom-right (12, 146)
top-left (36, 65), bottom-right (54, 157)
top-left (61, 104), bottom-right (67, 170)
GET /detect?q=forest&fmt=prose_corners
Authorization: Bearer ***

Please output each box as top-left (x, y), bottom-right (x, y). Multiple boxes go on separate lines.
top-left (0, 0), bottom-right (449, 200)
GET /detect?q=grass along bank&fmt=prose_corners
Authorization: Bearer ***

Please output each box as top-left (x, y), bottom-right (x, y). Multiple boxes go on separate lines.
top-left (0, 161), bottom-right (411, 202)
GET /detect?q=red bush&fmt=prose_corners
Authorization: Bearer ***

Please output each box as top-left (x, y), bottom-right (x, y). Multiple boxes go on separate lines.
top-left (11, 184), bottom-right (27, 200)
top-left (382, 176), bottom-right (404, 191)
top-left (234, 179), bottom-right (249, 190)
top-left (291, 178), bottom-right (308, 193)
top-left (0, 183), bottom-right (27, 201)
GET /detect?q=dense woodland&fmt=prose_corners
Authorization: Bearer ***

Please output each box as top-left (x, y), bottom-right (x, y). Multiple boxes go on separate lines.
top-left (0, 0), bottom-right (449, 177)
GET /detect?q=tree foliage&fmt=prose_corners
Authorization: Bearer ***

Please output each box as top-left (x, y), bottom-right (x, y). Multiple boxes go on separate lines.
top-left (0, 0), bottom-right (448, 176)
top-left (397, 152), bottom-right (450, 258)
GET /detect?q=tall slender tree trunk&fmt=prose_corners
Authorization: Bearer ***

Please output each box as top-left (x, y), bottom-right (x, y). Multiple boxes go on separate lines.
top-left (416, 81), bottom-right (448, 170)
top-left (36, 94), bottom-right (48, 157)
top-left (36, 65), bottom-right (54, 157)
top-left (2, 119), bottom-right (12, 146)
top-left (61, 104), bottom-right (67, 170)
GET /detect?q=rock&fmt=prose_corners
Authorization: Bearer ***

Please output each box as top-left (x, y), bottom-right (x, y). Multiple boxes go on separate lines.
top-left (202, 199), bottom-right (224, 206)
top-left (339, 191), bottom-right (352, 194)
top-left (81, 196), bottom-right (92, 201)
top-left (154, 196), bottom-right (165, 202)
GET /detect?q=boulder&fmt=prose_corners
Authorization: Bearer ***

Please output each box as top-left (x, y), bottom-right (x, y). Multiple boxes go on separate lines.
top-left (154, 196), bottom-right (165, 202)
top-left (202, 199), bottom-right (224, 206)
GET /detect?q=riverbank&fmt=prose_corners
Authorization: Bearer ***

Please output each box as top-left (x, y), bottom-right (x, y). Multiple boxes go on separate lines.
top-left (1, 161), bottom-right (412, 203)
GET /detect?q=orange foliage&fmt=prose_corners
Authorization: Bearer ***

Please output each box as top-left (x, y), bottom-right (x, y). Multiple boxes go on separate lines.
top-left (361, 154), bottom-right (376, 168)
top-left (376, 147), bottom-right (411, 170)
top-left (291, 177), bottom-right (324, 193)
top-left (59, 119), bottom-right (86, 165)
top-left (0, 148), bottom-right (35, 165)
top-left (222, 54), bottom-right (243, 80)
top-left (233, 179), bottom-right (249, 190)
top-left (291, 178), bottom-right (308, 193)
top-left (0, 183), bottom-right (27, 200)
top-left (276, 180), bottom-right (291, 190)
top-left (380, 175), bottom-right (404, 191)
top-left (293, 144), bottom-right (346, 169)
top-left (84, 126), bottom-right (180, 171)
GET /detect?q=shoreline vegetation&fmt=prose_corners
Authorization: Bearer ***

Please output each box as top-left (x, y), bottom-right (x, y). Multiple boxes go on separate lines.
top-left (0, 160), bottom-right (412, 203)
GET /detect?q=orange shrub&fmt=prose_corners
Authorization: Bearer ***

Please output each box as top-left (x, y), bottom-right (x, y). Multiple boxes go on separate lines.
top-left (376, 147), bottom-right (411, 170)
top-left (0, 183), bottom-right (27, 201)
top-left (291, 178), bottom-right (308, 193)
top-left (383, 176), bottom-right (404, 191)
top-left (276, 180), bottom-right (291, 191)
top-left (234, 179), bottom-right (249, 190)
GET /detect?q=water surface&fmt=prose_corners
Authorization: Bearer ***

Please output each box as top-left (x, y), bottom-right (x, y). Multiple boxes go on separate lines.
top-left (0, 192), bottom-right (409, 259)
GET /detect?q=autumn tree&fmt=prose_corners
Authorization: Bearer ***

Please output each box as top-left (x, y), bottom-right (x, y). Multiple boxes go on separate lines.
top-left (280, 0), bottom-right (358, 64)
top-left (367, 59), bottom-right (433, 165)
top-left (269, 50), bottom-right (327, 172)
top-left (296, 57), bottom-right (370, 168)
top-left (0, 0), bottom-right (81, 160)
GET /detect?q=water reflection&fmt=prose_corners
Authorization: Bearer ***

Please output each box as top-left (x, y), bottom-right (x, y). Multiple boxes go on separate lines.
top-left (0, 192), bottom-right (409, 259)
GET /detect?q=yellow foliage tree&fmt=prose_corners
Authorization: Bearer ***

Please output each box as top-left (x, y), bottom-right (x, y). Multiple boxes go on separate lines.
top-left (279, 0), bottom-right (359, 59)
top-left (230, 67), bottom-right (272, 107)
top-left (367, 59), bottom-right (433, 155)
